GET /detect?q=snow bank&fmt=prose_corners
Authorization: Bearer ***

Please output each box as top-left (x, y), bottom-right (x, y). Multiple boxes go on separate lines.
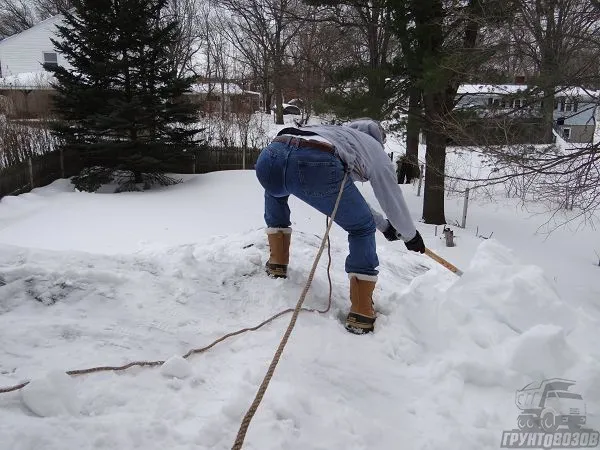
top-left (449, 239), bottom-right (577, 336)
top-left (383, 238), bottom-right (585, 396)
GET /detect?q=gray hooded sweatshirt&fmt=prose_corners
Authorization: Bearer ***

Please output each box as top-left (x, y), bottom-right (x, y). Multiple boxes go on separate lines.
top-left (276, 120), bottom-right (417, 241)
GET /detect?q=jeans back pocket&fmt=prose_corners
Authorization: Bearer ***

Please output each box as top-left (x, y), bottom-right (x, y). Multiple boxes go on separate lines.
top-left (297, 159), bottom-right (343, 197)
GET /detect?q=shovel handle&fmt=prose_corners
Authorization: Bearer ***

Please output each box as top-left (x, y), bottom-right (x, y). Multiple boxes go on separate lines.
top-left (424, 248), bottom-right (464, 276)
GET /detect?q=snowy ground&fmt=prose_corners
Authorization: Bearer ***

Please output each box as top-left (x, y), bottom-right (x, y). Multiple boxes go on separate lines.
top-left (1, 139), bottom-right (600, 449)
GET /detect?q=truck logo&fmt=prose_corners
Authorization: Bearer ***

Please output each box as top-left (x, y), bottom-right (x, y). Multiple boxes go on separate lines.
top-left (501, 378), bottom-right (599, 448)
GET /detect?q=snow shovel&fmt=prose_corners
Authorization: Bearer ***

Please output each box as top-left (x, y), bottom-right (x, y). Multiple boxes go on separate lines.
top-left (424, 248), bottom-right (463, 276)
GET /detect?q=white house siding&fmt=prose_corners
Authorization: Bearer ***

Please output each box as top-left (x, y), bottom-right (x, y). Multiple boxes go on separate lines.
top-left (0, 14), bottom-right (70, 78)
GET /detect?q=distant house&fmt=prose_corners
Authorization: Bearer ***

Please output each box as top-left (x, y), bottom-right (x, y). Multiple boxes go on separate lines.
top-left (0, 71), bottom-right (56, 118)
top-left (0, 14), bottom-right (70, 118)
top-left (0, 14), bottom-right (71, 78)
top-left (552, 88), bottom-right (598, 143)
top-left (454, 84), bottom-right (599, 144)
top-left (185, 81), bottom-right (262, 115)
top-left (0, 14), bottom-right (261, 118)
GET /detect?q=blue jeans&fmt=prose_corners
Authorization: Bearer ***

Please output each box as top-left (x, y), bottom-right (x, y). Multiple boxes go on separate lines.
top-left (255, 140), bottom-right (379, 276)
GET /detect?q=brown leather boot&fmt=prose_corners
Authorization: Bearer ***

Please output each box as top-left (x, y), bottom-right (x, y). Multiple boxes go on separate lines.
top-left (345, 273), bottom-right (377, 334)
top-left (265, 227), bottom-right (291, 278)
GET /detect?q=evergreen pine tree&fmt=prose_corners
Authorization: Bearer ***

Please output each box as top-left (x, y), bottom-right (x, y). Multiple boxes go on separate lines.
top-left (47, 0), bottom-right (202, 192)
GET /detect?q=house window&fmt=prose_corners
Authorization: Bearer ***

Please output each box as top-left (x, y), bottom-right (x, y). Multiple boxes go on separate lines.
top-left (488, 97), bottom-right (508, 108)
top-left (512, 98), bottom-right (524, 109)
top-left (43, 52), bottom-right (58, 69)
top-left (558, 100), bottom-right (579, 113)
top-left (562, 127), bottom-right (571, 140)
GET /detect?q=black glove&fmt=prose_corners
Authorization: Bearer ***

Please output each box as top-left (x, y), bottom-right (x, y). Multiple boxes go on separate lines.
top-left (405, 230), bottom-right (425, 253)
top-left (383, 220), bottom-right (400, 241)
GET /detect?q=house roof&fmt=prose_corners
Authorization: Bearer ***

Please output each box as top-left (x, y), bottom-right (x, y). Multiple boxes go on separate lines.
top-left (0, 13), bottom-right (66, 46)
top-left (458, 84), bottom-right (600, 101)
top-left (0, 71), bottom-right (256, 96)
top-left (188, 82), bottom-right (244, 95)
top-left (457, 84), bottom-right (529, 95)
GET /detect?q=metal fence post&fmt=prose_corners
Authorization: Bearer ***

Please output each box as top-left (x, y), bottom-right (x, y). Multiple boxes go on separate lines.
top-left (417, 164), bottom-right (424, 197)
top-left (461, 187), bottom-right (470, 228)
top-left (59, 148), bottom-right (65, 178)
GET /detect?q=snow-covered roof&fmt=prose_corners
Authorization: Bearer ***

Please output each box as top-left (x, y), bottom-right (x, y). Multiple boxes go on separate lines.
top-left (0, 71), bottom-right (55, 90)
top-left (458, 84), bottom-right (600, 100)
top-left (188, 82), bottom-right (244, 95)
top-left (457, 84), bottom-right (530, 95)
top-left (554, 87), bottom-right (600, 99)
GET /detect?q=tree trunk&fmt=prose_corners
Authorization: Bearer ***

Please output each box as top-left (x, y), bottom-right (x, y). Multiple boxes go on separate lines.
top-left (262, 78), bottom-right (271, 114)
top-left (406, 85), bottom-right (421, 178)
top-left (265, 92), bottom-right (272, 114)
top-left (273, 60), bottom-right (284, 125)
top-left (540, 52), bottom-right (557, 144)
top-left (540, 56), bottom-right (557, 144)
top-left (274, 89), bottom-right (284, 124)
top-left (422, 89), bottom-right (448, 224)
top-left (422, 127), bottom-right (447, 224)
top-left (220, 80), bottom-right (226, 119)
top-left (542, 87), bottom-right (555, 144)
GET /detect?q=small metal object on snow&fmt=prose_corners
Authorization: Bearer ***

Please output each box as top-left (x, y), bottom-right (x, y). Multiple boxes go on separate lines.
top-left (443, 227), bottom-right (455, 247)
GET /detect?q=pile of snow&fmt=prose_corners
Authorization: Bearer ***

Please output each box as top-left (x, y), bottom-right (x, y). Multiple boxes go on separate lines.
top-left (160, 356), bottom-right (193, 379)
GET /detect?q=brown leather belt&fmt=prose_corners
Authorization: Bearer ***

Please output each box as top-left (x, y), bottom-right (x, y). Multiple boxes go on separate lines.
top-left (272, 135), bottom-right (335, 154)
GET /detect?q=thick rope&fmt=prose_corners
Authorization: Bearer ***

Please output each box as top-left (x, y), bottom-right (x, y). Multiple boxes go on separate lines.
top-left (231, 171), bottom-right (349, 450)
top-left (0, 178), bottom-right (344, 396)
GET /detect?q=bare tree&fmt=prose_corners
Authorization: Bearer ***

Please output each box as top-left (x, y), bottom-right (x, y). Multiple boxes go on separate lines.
top-left (287, 18), bottom-right (349, 122)
top-left (428, 0), bottom-right (600, 230)
top-left (0, 0), bottom-right (74, 39)
top-left (305, 0), bottom-right (397, 119)
top-left (218, 0), bottom-right (309, 124)
top-left (220, 16), bottom-right (273, 114)
top-left (32, 0), bottom-right (72, 18)
top-left (163, 0), bottom-right (205, 79)
top-left (509, 0), bottom-right (600, 142)
top-left (0, 0), bottom-right (36, 38)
